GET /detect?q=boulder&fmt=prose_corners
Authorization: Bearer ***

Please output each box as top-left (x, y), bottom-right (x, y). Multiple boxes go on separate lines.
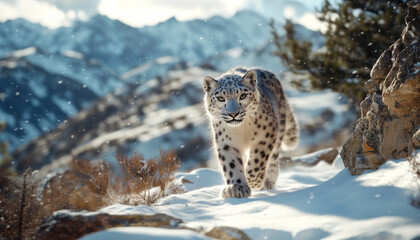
top-left (341, 1), bottom-right (420, 175)
top-left (205, 226), bottom-right (251, 240)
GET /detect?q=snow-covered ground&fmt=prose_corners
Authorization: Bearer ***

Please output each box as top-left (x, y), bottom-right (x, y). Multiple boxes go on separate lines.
top-left (80, 157), bottom-right (420, 240)
top-left (81, 227), bottom-right (213, 240)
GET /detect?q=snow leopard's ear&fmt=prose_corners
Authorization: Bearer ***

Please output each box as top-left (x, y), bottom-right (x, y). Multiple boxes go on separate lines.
top-left (242, 70), bottom-right (258, 88)
top-left (203, 76), bottom-right (217, 92)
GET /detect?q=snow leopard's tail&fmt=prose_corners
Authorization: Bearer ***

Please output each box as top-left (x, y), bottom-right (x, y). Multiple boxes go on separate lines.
top-left (281, 100), bottom-right (299, 151)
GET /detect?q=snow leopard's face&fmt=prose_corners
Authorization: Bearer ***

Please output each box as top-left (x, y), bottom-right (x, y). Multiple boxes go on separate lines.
top-left (203, 71), bottom-right (260, 127)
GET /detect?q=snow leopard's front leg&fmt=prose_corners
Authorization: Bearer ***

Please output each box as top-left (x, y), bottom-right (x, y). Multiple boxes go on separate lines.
top-left (216, 142), bottom-right (251, 198)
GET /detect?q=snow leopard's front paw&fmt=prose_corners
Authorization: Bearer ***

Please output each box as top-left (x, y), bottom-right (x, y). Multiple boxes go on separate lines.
top-left (222, 183), bottom-right (251, 198)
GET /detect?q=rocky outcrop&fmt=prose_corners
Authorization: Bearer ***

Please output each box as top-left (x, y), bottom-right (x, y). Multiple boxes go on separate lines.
top-left (341, 1), bottom-right (420, 175)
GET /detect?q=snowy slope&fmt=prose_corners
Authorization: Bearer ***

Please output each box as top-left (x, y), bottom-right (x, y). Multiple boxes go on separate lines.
top-left (84, 158), bottom-right (420, 240)
top-left (0, 47), bottom-right (121, 152)
top-left (82, 227), bottom-right (212, 240)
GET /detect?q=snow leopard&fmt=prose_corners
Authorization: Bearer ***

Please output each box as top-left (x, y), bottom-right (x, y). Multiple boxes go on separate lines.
top-left (203, 67), bottom-right (299, 198)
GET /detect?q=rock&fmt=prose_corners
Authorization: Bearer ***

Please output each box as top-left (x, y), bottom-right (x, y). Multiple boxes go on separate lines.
top-left (370, 50), bottom-right (392, 81)
top-left (365, 79), bottom-right (380, 94)
top-left (205, 226), bottom-right (252, 240)
top-left (341, 1), bottom-right (420, 175)
top-left (317, 148), bottom-right (339, 164)
top-left (281, 148), bottom-right (339, 169)
top-left (36, 211), bottom-right (183, 240)
top-left (36, 209), bottom-right (253, 240)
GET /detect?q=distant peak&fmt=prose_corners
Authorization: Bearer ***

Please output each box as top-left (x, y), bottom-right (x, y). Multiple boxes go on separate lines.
top-left (166, 16), bottom-right (179, 23)
top-left (89, 14), bottom-right (112, 23)
top-left (2, 18), bottom-right (46, 29)
top-left (85, 14), bottom-right (131, 29)
top-left (232, 10), bottom-right (262, 18)
top-left (5, 17), bottom-right (30, 25)
top-left (153, 16), bottom-right (179, 27)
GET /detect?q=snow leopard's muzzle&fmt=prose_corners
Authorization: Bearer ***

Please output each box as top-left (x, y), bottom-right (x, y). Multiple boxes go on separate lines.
top-left (221, 100), bottom-right (246, 126)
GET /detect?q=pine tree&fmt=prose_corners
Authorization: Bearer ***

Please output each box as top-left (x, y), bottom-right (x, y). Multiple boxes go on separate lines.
top-left (271, 0), bottom-right (406, 104)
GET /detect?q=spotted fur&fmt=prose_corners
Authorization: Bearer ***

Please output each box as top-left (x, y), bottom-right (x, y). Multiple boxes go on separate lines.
top-left (203, 67), bottom-right (299, 198)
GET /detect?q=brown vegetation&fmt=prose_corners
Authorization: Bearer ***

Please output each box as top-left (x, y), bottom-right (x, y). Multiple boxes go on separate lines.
top-left (88, 150), bottom-right (182, 206)
top-left (0, 149), bottom-right (181, 240)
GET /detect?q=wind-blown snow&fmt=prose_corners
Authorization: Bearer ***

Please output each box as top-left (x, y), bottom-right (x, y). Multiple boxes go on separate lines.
top-left (89, 158), bottom-right (420, 240)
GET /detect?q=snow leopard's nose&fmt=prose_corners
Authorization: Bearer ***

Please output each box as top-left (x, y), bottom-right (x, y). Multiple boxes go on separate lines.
top-left (228, 111), bottom-right (239, 118)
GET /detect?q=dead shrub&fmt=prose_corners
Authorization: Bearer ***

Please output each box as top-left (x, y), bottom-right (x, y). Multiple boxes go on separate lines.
top-left (42, 164), bottom-right (110, 212)
top-left (86, 149), bottom-right (182, 206)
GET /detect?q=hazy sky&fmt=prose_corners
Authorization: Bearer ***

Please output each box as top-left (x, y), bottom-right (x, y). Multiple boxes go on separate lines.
top-left (0, 0), bottom-right (326, 31)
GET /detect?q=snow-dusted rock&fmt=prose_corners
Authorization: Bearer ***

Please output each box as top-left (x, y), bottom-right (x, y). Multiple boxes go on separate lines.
top-left (282, 147), bottom-right (339, 168)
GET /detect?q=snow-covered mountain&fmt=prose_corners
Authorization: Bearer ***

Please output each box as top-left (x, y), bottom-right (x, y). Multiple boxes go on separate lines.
top-left (37, 15), bottom-right (158, 74)
top-left (0, 18), bottom-right (50, 56)
top-left (0, 47), bottom-right (121, 151)
top-left (0, 11), bottom-right (323, 149)
top-left (1, 11), bottom-right (279, 74)
top-left (0, 10), bottom-right (341, 172)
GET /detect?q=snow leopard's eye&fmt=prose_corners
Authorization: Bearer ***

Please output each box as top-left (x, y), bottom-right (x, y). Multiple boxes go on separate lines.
top-left (216, 96), bottom-right (225, 102)
top-left (239, 93), bottom-right (247, 100)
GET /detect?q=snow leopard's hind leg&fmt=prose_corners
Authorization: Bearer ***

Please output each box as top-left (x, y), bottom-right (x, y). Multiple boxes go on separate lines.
top-left (261, 116), bottom-right (285, 190)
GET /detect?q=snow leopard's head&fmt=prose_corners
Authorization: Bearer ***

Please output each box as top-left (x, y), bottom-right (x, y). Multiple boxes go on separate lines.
top-left (203, 70), bottom-right (260, 127)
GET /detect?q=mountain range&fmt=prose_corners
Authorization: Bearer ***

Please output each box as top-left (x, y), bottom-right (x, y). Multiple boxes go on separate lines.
top-left (0, 10), bottom-right (353, 172)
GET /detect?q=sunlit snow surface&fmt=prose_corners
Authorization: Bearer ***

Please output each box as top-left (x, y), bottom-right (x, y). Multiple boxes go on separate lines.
top-left (81, 227), bottom-right (212, 240)
top-left (87, 158), bottom-right (420, 240)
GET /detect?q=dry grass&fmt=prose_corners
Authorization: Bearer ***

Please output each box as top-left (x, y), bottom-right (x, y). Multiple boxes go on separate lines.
top-left (87, 149), bottom-right (182, 206)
